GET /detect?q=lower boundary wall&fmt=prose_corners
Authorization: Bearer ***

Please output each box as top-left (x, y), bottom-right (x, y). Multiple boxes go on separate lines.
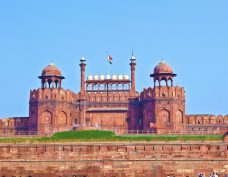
top-left (0, 142), bottom-right (227, 177)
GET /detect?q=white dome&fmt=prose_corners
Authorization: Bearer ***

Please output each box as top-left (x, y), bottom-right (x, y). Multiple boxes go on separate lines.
top-left (123, 74), bottom-right (129, 80)
top-left (106, 75), bottom-right (111, 79)
top-left (118, 74), bottom-right (123, 80)
top-left (94, 75), bottom-right (99, 80)
top-left (112, 74), bottom-right (117, 80)
top-left (87, 75), bottom-right (93, 80)
top-left (100, 74), bottom-right (105, 80)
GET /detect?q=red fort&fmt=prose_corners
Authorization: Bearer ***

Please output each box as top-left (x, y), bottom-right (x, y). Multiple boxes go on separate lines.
top-left (0, 56), bottom-right (227, 135)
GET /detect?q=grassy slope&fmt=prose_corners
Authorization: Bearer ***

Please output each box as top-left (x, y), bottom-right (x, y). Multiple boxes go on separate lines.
top-left (0, 130), bottom-right (223, 143)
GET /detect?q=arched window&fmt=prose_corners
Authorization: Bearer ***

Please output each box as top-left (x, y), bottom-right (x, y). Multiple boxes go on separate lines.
top-left (155, 79), bottom-right (159, 87)
top-left (176, 110), bottom-right (183, 123)
top-left (159, 109), bottom-right (170, 122)
top-left (48, 79), bottom-right (52, 88)
top-left (160, 78), bottom-right (167, 86)
top-left (54, 80), bottom-right (59, 88)
top-left (168, 78), bottom-right (172, 87)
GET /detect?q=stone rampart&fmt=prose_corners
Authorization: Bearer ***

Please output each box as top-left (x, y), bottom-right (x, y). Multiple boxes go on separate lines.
top-left (0, 142), bottom-right (227, 177)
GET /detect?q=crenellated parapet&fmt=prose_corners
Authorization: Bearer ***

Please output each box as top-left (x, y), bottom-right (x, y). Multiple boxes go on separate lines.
top-left (30, 88), bottom-right (78, 103)
top-left (140, 86), bottom-right (185, 100)
top-left (187, 114), bottom-right (228, 125)
top-left (186, 114), bottom-right (228, 133)
top-left (0, 117), bottom-right (29, 128)
top-left (0, 117), bottom-right (29, 135)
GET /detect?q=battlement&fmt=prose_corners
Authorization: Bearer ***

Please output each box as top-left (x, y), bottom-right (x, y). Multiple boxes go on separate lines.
top-left (0, 117), bottom-right (29, 136)
top-left (30, 88), bottom-right (78, 102)
top-left (0, 117), bottom-right (29, 128)
top-left (140, 86), bottom-right (185, 100)
top-left (187, 114), bottom-right (228, 125)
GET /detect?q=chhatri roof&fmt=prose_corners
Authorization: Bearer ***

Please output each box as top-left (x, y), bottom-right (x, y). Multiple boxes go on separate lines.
top-left (41, 63), bottom-right (62, 77)
top-left (153, 60), bottom-right (173, 74)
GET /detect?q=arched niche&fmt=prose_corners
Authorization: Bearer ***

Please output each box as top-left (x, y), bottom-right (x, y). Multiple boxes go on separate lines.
top-left (159, 109), bottom-right (170, 122)
top-left (217, 115), bottom-right (223, 124)
top-left (189, 116), bottom-right (196, 124)
top-left (59, 111), bottom-right (67, 125)
top-left (196, 116), bottom-right (203, 124)
top-left (176, 110), bottom-right (183, 123)
top-left (41, 111), bottom-right (52, 125)
top-left (203, 116), bottom-right (210, 124)
top-left (210, 115), bottom-right (216, 124)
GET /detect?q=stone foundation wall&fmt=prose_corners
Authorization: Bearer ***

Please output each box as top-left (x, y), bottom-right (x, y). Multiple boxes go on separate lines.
top-left (0, 142), bottom-right (227, 177)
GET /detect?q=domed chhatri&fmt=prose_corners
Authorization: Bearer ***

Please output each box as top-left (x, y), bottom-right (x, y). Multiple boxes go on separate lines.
top-left (39, 63), bottom-right (65, 89)
top-left (153, 60), bottom-right (173, 74)
top-left (41, 63), bottom-right (62, 77)
top-left (150, 60), bottom-right (177, 87)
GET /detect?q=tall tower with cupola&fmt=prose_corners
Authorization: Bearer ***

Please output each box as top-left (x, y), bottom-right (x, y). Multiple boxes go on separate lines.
top-left (139, 60), bottom-right (186, 134)
top-left (29, 63), bottom-right (78, 133)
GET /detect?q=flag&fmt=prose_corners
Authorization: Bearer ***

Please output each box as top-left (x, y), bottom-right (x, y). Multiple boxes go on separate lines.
top-left (108, 55), bottom-right (112, 64)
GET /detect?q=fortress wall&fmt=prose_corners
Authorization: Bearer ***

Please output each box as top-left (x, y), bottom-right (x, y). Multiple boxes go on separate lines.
top-left (186, 115), bottom-right (228, 134)
top-left (0, 117), bottom-right (29, 136)
top-left (187, 115), bottom-right (228, 125)
top-left (0, 142), bottom-right (227, 177)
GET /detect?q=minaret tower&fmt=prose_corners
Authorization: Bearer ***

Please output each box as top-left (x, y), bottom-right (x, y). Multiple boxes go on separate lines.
top-left (79, 57), bottom-right (86, 97)
top-left (79, 57), bottom-right (86, 126)
top-left (130, 53), bottom-right (136, 95)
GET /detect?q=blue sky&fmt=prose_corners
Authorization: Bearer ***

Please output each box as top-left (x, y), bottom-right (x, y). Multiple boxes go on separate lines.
top-left (0, 0), bottom-right (227, 117)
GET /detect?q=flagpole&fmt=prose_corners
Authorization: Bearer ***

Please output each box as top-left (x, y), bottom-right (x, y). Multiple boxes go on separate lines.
top-left (108, 60), bottom-right (110, 75)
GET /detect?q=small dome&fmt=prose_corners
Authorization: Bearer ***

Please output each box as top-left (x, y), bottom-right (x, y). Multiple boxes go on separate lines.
top-left (87, 75), bottom-right (93, 80)
top-left (154, 60), bottom-right (173, 74)
top-left (94, 75), bottom-right (99, 80)
top-left (100, 74), bottom-right (105, 80)
top-left (118, 74), bottom-right (123, 80)
top-left (106, 75), bottom-right (111, 80)
top-left (112, 74), bottom-right (117, 80)
top-left (123, 74), bottom-right (129, 80)
top-left (41, 63), bottom-right (62, 76)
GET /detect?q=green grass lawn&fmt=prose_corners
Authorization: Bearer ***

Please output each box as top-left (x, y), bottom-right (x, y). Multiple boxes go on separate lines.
top-left (0, 130), bottom-right (224, 143)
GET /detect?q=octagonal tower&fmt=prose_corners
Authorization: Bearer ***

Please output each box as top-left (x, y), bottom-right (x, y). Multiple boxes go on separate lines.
top-left (29, 63), bottom-right (78, 134)
top-left (137, 60), bottom-right (186, 134)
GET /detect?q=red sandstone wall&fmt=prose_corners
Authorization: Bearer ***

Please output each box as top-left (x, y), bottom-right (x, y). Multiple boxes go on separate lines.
top-left (186, 115), bottom-right (228, 134)
top-left (29, 88), bottom-right (79, 133)
top-left (0, 142), bottom-right (227, 177)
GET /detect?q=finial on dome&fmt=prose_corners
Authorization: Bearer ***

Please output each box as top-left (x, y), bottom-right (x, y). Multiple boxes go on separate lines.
top-left (130, 50), bottom-right (136, 62)
top-left (80, 56), bottom-right (86, 63)
top-left (49, 58), bottom-right (55, 66)
top-left (160, 59), bottom-right (166, 64)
